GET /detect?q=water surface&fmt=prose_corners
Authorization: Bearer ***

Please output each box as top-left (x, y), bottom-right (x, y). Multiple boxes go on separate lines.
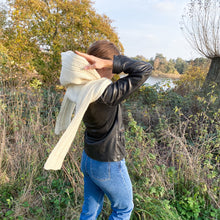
top-left (145, 76), bottom-right (176, 90)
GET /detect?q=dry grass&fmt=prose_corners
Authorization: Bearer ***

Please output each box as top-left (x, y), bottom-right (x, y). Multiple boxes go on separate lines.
top-left (0, 84), bottom-right (85, 219)
top-left (0, 82), bottom-right (219, 219)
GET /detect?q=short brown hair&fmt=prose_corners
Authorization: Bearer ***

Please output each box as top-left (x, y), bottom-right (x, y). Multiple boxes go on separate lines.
top-left (87, 40), bottom-right (120, 60)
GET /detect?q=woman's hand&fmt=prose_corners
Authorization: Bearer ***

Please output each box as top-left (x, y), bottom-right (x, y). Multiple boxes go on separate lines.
top-left (75, 51), bottom-right (113, 70)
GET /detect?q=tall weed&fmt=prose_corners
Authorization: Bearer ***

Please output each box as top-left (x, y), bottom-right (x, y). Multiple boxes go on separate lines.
top-left (0, 84), bottom-right (84, 219)
top-left (124, 84), bottom-right (220, 219)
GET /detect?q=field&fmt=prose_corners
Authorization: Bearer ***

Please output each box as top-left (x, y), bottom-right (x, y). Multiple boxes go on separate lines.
top-left (0, 81), bottom-right (219, 220)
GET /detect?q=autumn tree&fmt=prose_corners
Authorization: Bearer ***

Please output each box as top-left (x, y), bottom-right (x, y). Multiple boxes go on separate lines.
top-left (131, 55), bottom-right (149, 63)
top-left (175, 58), bottom-right (188, 74)
top-left (0, 5), bottom-right (14, 82)
top-left (2, 0), bottom-right (123, 83)
top-left (153, 53), bottom-right (166, 72)
top-left (153, 53), bottom-right (179, 75)
top-left (193, 57), bottom-right (211, 69)
top-left (181, 0), bottom-right (220, 89)
top-left (175, 62), bottom-right (210, 94)
top-left (166, 59), bottom-right (178, 74)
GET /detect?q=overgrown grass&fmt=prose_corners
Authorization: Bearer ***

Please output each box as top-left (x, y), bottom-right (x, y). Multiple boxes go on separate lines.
top-left (0, 80), bottom-right (219, 219)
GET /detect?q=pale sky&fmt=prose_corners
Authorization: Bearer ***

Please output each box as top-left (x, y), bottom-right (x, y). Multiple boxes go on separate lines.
top-left (0, 0), bottom-right (202, 60)
top-left (93, 0), bottom-right (201, 60)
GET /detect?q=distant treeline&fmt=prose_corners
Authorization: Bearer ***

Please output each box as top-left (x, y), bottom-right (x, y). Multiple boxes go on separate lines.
top-left (132, 54), bottom-right (211, 77)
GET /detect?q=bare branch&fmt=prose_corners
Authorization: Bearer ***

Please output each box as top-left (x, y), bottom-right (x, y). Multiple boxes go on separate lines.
top-left (181, 0), bottom-right (220, 58)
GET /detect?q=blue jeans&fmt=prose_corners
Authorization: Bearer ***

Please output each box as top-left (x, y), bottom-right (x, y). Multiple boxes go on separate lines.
top-left (80, 151), bottom-right (134, 220)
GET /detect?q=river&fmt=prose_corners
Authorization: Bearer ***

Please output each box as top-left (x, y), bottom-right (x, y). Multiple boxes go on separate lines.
top-left (145, 76), bottom-right (176, 90)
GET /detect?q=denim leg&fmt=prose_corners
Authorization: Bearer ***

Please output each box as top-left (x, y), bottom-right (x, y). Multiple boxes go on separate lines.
top-left (80, 151), bottom-right (104, 220)
top-left (88, 157), bottom-right (134, 220)
top-left (108, 160), bottom-right (134, 220)
top-left (80, 174), bottom-right (104, 220)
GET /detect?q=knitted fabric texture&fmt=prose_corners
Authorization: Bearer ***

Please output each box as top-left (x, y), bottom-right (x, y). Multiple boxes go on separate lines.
top-left (44, 51), bottom-right (112, 170)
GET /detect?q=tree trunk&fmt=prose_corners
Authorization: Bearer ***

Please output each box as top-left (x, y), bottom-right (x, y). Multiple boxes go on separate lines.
top-left (203, 57), bottom-right (220, 90)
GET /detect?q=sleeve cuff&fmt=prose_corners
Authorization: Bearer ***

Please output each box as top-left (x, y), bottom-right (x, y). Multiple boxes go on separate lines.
top-left (112, 55), bottom-right (123, 74)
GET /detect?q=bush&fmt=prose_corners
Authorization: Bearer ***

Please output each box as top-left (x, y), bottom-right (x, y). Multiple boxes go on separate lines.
top-left (123, 84), bottom-right (220, 220)
top-left (174, 64), bottom-right (209, 95)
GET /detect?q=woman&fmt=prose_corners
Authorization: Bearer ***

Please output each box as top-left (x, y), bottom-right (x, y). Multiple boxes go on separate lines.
top-left (76, 40), bottom-right (153, 220)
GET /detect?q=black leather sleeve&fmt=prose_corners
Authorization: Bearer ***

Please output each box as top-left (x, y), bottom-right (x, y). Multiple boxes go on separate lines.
top-left (100, 55), bottom-right (153, 106)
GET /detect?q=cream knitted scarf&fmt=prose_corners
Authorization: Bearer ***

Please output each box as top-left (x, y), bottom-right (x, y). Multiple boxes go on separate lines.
top-left (44, 51), bottom-right (112, 170)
